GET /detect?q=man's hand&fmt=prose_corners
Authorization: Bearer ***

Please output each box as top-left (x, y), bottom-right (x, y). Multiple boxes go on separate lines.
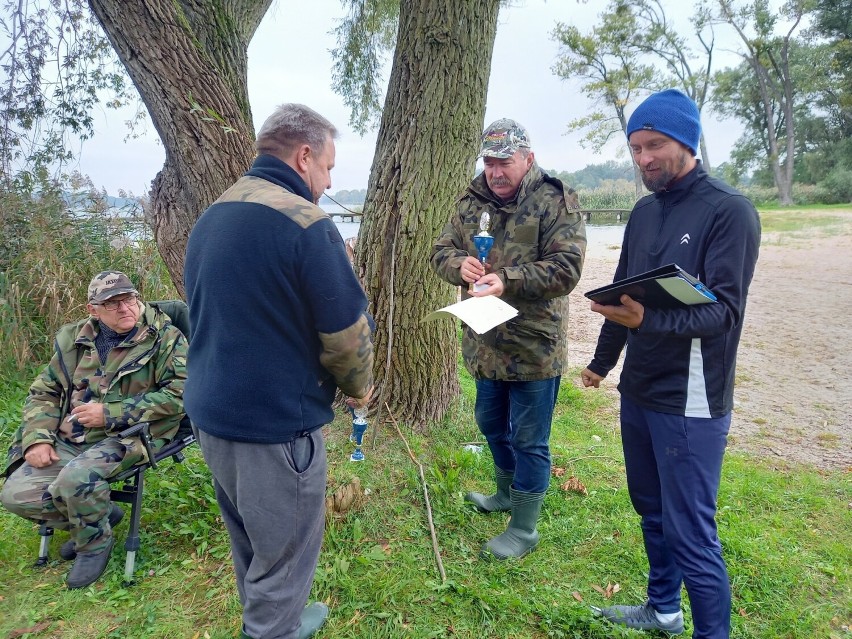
top-left (346, 385), bottom-right (374, 409)
top-left (469, 273), bottom-right (504, 297)
top-left (69, 402), bottom-right (107, 429)
top-left (24, 442), bottom-right (59, 468)
top-left (589, 294), bottom-right (645, 329)
top-left (581, 368), bottom-right (605, 388)
top-left (459, 256), bottom-right (486, 284)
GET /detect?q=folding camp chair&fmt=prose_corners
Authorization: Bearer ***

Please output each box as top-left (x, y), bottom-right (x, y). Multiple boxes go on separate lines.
top-left (35, 300), bottom-right (195, 583)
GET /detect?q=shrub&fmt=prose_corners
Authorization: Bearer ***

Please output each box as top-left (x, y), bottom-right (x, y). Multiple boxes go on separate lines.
top-left (819, 167), bottom-right (852, 204)
top-left (0, 174), bottom-right (177, 371)
top-left (577, 180), bottom-right (638, 210)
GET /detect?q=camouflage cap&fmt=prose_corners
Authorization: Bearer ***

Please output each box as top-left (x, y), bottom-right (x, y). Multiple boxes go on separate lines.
top-left (479, 118), bottom-right (532, 159)
top-left (87, 271), bottom-right (138, 303)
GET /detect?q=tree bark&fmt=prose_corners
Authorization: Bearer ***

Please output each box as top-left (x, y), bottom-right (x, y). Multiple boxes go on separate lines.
top-left (356, 0), bottom-right (500, 427)
top-left (88, 0), bottom-right (271, 296)
top-left (618, 110), bottom-right (644, 198)
top-left (699, 134), bottom-right (711, 171)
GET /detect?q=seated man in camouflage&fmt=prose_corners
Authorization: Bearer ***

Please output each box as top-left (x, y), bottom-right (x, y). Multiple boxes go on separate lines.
top-left (1, 271), bottom-right (187, 589)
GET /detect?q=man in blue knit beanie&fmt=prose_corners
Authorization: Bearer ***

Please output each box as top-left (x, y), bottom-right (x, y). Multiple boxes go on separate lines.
top-left (582, 89), bottom-right (761, 638)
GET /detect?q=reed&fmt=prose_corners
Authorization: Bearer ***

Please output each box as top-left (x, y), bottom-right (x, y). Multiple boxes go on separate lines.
top-left (0, 180), bottom-right (177, 372)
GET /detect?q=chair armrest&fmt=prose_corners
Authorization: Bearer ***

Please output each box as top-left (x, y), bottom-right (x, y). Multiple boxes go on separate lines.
top-left (116, 422), bottom-right (158, 469)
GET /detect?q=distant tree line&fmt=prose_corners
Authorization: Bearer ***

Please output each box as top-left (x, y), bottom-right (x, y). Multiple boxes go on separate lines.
top-left (321, 188), bottom-right (368, 205)
top-left (546, 160), bottom-right (635, 190)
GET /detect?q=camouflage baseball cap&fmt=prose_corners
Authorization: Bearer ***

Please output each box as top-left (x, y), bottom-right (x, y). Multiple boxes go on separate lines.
top-left (479, 118), bottom-right (532, 159)
top-left (87, 271), bottom-right (139, 303)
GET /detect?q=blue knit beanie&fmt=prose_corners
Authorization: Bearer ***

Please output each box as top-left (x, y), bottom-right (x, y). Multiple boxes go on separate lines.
top-left (626, 89), bottom-right (701, 155)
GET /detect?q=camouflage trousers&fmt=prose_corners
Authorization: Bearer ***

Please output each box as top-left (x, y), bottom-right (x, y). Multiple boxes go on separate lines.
top-left (0, 437), bottom-right (143, 553)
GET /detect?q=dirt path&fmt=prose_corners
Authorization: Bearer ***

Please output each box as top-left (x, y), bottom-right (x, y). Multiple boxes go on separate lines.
top-left (566, 210), bottom-right (852, 471)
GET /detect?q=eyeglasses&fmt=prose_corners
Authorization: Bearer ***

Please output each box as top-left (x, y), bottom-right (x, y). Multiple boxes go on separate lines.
top-left (96, 295), bottom-right (138, 311)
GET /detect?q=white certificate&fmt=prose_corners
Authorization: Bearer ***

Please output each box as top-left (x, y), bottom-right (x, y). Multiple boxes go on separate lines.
top-left (422, 295), bottom-right (518, 334)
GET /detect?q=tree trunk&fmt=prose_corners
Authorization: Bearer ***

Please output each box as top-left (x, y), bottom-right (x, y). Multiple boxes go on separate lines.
top-left (630, 155), bottom-right (644, 199)
top-left (780, 46), bottom-right (796, 206)
top-left (356, 0), bottom-right (500, 427)
top-left (88, 0), bottom-right (271, 296)
top-left (617, 109), bottom-right (643, 199)
top-left (699, 133), bottom-right (711, 172)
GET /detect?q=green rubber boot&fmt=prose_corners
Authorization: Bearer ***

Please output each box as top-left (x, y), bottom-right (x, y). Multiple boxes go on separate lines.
top-left (238, 602), bottom-right (328, 639)
top-left (297, 602), bottom-right (329, 639)
top-left (465, 466), bottom-right (513, 513)
top-left (480, 488), bottom-right (545, 560)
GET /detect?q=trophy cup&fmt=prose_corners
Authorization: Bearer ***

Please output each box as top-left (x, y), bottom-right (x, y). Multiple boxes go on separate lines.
top-left (349, 405), bottom-right (368, 462)
top-left (472, 211), bottom-right (494, 293)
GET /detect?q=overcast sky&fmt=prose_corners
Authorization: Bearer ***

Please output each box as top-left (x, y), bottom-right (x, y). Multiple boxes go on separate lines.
top-left (76, 0), bottom-right (751, 196)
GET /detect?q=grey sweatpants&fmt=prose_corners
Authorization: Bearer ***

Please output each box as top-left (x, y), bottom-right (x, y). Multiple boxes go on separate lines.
top-left (195, 427), bottom-right (327, 639)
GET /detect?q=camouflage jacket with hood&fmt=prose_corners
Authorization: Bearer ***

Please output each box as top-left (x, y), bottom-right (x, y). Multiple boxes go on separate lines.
top-left (4, 303), bottom-right (188, 477)
top-left (431, 163), bottom-right (586, 380)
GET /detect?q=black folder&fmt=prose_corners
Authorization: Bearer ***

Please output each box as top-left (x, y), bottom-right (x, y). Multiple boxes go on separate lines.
top-left (585, 263), bottom-right (717, 309)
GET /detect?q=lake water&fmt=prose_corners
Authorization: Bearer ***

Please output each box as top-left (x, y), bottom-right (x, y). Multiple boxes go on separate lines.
top-left (321, 204), bottom-right (625, 250)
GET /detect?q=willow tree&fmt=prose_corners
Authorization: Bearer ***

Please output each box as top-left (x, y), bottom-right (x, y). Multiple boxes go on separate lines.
top-left (552, 3), bottom-right (655, 199)
top-left (348, 0), bottom-right (501, 425)
top-left (5, 0), bottom-right (502, 425)
top-left (713, 0), bottom-right (810, 205)
top-left (625, 0), bottom-right (717, 169)
top-left (89, 1), bottom-right (269, 294)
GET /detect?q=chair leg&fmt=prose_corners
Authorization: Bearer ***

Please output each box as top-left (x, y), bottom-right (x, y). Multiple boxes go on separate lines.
top-left (123, 472), bottom-right (144, 583)
top-left (36, 523), bottom-right (53, 567)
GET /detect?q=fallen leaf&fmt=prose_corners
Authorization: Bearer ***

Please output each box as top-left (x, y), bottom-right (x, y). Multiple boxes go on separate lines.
top-left (572, 591), bottom-right (584, 602)
top-left (560, 476), bottom-right (588, 495)
top-left (8, 621), bottom-right (51, 638)
top-left (738, 608), bottom-right (748, 617)
top-left (552, 466), bottom-right (566, 477)
top-left (591, 583), bottom-right (619, 599)
top-left (326, 476), bottom-right (364, 515)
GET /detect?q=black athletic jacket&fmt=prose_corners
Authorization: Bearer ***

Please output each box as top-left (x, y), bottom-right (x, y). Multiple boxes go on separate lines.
top-left (588, 164), bottom-right (761, 418)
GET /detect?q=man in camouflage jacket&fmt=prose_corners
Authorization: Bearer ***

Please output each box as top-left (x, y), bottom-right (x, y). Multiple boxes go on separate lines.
top-left (1, 271), bottom-right (187, 589)
top-left (431, 119), bottom-right (586, 560)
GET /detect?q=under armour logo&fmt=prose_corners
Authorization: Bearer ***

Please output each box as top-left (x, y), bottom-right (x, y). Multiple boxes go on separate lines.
top-left (665, 447), bottom-right (678, 457)
top-left (680, 233), bottom-right (691, 244)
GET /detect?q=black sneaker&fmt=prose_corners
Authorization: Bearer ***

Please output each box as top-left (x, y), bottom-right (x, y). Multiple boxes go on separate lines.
top-left (593, 601), bottom-right (684, 634)
top-left (59, 504), bottom-right (124, 561)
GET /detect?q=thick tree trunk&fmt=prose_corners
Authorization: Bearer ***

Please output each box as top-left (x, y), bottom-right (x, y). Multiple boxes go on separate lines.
top-left (356, 0), bottom-right (500, 427)
top-left (88, 0), bottom-right (271, 296)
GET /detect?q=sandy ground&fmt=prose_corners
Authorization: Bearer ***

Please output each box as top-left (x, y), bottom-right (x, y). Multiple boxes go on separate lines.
top-left (566, 213), bottom-right (852, 471)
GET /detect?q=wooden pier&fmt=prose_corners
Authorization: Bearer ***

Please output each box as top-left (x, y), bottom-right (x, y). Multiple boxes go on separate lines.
top-left (329, 212), bottom-right (363, 223)
top-left (580, 209), bottom-right (631, 222)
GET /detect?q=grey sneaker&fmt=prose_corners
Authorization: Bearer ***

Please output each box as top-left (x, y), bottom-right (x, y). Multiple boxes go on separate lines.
top-left (593, 601), bottom-right (684, 634)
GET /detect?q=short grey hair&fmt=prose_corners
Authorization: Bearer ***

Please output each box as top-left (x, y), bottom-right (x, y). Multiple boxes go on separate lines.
top-left (255, 104), bottom-right (338, 158)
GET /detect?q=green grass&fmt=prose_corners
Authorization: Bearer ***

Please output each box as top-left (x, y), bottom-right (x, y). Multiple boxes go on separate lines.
top-left (1, 366), bottom-right (849, 638)
top-left (757, 206), bottom-right (852, 243)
